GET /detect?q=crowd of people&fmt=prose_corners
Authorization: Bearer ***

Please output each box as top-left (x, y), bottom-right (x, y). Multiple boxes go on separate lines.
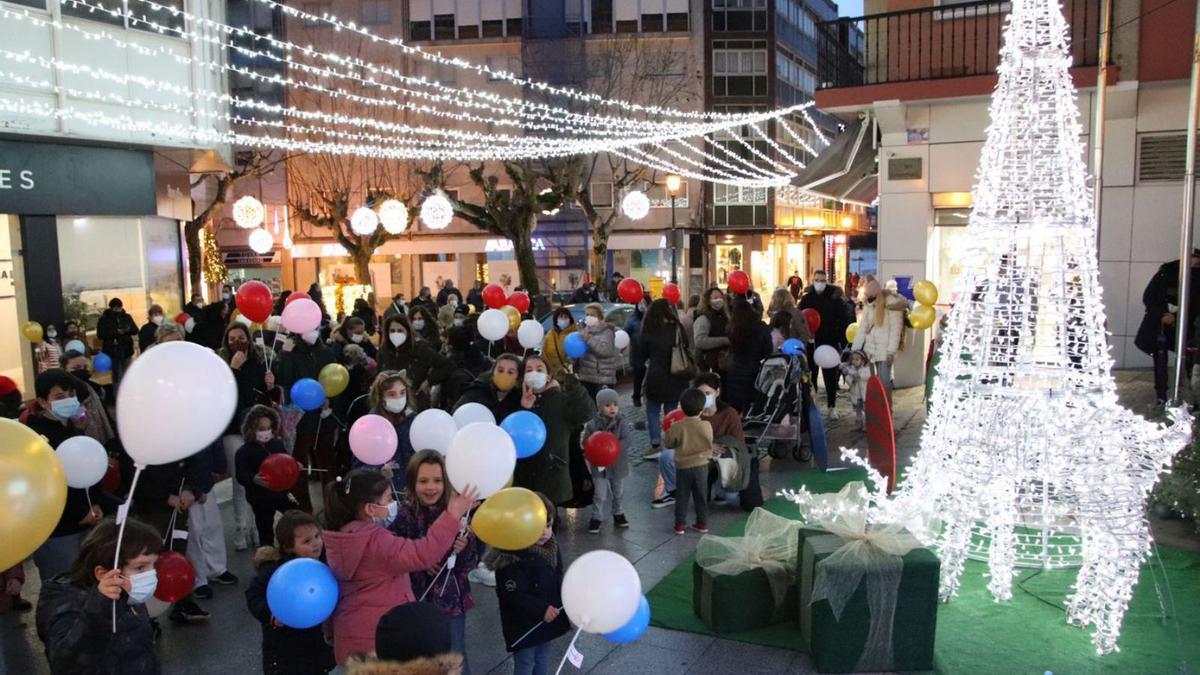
top-left (5, 269), bottom-right (910, 675)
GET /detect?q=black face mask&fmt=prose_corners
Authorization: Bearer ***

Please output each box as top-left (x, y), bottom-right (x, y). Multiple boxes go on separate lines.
top-left (71, 368), bottom-right (91, 380)
top-left (866, 294), bottom-right (878, 303)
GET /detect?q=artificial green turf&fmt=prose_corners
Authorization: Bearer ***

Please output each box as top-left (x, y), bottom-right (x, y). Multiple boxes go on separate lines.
top-left (646, 468), bottom-right (1200, 674)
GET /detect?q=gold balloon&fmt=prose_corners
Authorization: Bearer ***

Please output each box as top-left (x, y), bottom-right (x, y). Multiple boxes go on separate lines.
top-left (470, 487), bottom-right (548, 551)
top-left (501, 305), bottom-right (521, 332)
top-left (909, 304), bottom-right (937, 330)
top-left (318, 363), bottom-right (350, 398)
top-left (0, 418), bottom-right (67, 571)
top-left (22, 321), bottom-right (43, 343)
top-left (913, 280), bottom-right (939, 307)
top-left (845, 322), bottom-right (858, 344)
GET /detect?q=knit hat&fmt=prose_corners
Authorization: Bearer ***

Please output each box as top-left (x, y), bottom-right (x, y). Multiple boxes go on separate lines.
top-left (595, 387), bottom-right (619, 408)
top-left (374, 603), bottom-right (452, 663)
top-left (0, 375), bottom-right (18, 397)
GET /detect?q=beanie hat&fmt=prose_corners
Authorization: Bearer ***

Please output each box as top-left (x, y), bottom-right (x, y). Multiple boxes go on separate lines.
top-left (374, 603), bottom-right (452, 663)
top-left (596, 387), bottom-right (619, 408)
top-left (0, 375), bottom-right (18, 397)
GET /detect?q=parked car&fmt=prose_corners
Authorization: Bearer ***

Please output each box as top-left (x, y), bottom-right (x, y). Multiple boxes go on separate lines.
top-left (538, 303), bottom-right (635, 372)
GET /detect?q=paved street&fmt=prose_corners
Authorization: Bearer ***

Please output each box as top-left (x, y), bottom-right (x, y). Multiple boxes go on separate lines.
top-left (2, 370), bottom-right (1191, 675)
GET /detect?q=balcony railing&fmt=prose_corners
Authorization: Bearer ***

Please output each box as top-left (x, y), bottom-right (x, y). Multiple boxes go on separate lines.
top-left (817, 0), bottom-right (1103, 90)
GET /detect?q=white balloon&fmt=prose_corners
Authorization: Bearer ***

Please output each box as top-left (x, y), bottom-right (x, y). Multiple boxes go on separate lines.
top-left (117, 341), bottom-right (237, 466)
top-left (445, 422), bottom-right (516, 499)
top-left (614, 329), bottom-right (630, 351)
top-left (235, 313), bottom-right (253, 327)
top-left (453, 402), bottom-right (496, 429)
top-left (56, 436), bottom-right (108, 489)
top-left (266, 315), bottom-right (282, 331)
top-left (477, 308), bottom-right (509, 342)
top-left (184, 317), bottom-right (196, 334)
top-left (517, 320), bottom-right (545, 350)
top-left (813, 344), bottom-right (841, 369)
top-left (409, 409), bottom-right (458, 455)
top-left (561, 550), bottom-right (642, 633)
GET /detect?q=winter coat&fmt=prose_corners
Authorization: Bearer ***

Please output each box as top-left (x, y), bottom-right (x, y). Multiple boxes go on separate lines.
top-left (389, 502), bottom-right (479, 617)
top-left (236, 438), bottom-right (295, 512)
top-left (770, 306), bottom-right (814, 344)
top-left (723, 322), bottom-right (773, 412)
top-left (377, 340), bottom-right (453, 410)
top-left (72, 377), bottom-right (116, 446)
top-left (331, 335), bottom-right (378, 362)
top-left (136, 322), bottom-right (157, 354)
top-left (799, 284), bottom-right (853, 348)
top-left (692, 310), bottom-right (730, 372)
top-left (540, 325), bottom-right (579, 379)
top-left (841, 363), bottom-right (872, 404)
top-left (36, 576), bottom-right (159, 675)
top-left (623, 310), bottom-right (645, 372)
top-left (851, 293), bottom-right (907, 363)
top-left (439, 347), bottom-right (492, 413)
top-left (484, 541), bottom-right (571, 652)
top-left (345, 654), bottom-right (463, 675)
top-left (514, 376), bottom-right (595, 505)
top-left (26, 414), bottom-right (119, 538)
top-left (277, 341), bottom-right (336, 433)
top-left (1135, 260), bottom-right (1200, 355)
top-left (454, 374), bottom-right (524, 422)
top-left (222, 346), bottom-right (275, 435)
top-left (323, 516), bottom-right (459, 663)
top-left (638, 323), bottom-right (691, 403)
top-left (245, 548), bottom-right (336, 675)
top-left (575, 323), bottom-right (619, 385)
top-left (436, 286), bottom-right (462, 307)
top-left (581, 413), bottom-right (633, 480)
top-left (96, 309), bottom-right (137, 360)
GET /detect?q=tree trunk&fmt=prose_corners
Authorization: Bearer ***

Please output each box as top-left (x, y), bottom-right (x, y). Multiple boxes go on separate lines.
top-left (351, 248), bottom-right (372, 286)
top-left (513, 221), bottom-right (541, 298)
top-left (591, 238), bottom-right (609, 295)
top-left (184, 219), bottom-right (204, 294)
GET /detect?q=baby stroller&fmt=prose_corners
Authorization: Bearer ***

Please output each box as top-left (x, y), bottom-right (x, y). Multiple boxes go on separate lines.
top-left (741, 351), bottom-right (813, 462)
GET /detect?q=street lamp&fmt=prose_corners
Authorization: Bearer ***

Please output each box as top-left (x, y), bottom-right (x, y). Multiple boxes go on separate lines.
top-left (666, 174), bottom-right (682, 284)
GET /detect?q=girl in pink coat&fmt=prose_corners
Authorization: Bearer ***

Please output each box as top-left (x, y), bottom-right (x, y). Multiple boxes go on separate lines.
top-left (321, 468), bottom-right (478, 664)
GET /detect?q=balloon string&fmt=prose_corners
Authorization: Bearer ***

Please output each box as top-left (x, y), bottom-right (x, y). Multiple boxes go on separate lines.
top-left (553, 626), bottom-right (582, 674)
top-left (85, 489), bottom-right (93, 511)
top-left (509, 606), bottom-right (563, 650)
top-left (113, 464), bottom-right (144, 633)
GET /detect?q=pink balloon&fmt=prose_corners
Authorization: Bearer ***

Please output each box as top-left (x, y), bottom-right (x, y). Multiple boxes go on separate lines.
top-left (281, 297), bottom-right (322, 334)
top-left (349, 414), bottom-right (398, 465)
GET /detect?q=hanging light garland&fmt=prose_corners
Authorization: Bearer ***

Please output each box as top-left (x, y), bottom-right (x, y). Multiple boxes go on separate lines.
top-left (420, 192), bottom-right (453, 230)
top-left (247, 227), bottom-right (274, 254)
top-left (349, 206), bottom-right (379, 236)
top-left (200, 226), bottom-right (227, 283)
top-left (232, 195), bottom-right (265, 229)
top-left (378, 199), bottom-right (408, 234)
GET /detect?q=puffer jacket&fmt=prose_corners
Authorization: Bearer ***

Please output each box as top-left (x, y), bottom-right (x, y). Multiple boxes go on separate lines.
top-left (244, 547), bottom-right (336, 675)
top-left (514, 376), bottom-right (595, 505)
top-left (540, 325), bottom-right (578, 379)
top-left (575, 323), bottom-right (619, 385)
top-left (581, 412), bottom-right (634, 480)
top-left (36, 576), bottom-right (159, 675)
top-left (851, 292), bottom-right (907, 362)
top-left (483, 541), bottom-right (570, 652)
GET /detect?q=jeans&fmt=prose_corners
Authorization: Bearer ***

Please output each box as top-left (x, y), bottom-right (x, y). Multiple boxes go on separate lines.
top-left (512, 641), bottom-right (551, 675)
top-left (674, 465), bottom-right (709, 527)
top-left (591, 474), bottom-right (625, 521)
top-left (448, 614), bottom-right (470, 675)
top-left (873, 359), bottom-right (894, 404)
top-left (658, 447), bottom-right (676, 494)
top-left (32, 531), bottom-right (85, 582)
top-left (644, 398), bottom-right (675, 447)
top-left (808, 346), bottom-right (841, 408)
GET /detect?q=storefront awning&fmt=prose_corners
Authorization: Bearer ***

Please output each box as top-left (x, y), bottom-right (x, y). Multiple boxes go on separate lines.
top-left (790, 115), bottom-right (878, 207)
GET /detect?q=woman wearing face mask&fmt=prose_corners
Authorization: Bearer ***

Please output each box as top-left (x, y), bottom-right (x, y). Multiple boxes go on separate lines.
top-left (276, 323), bottom-right (335, 507)
top-left (25, 370), bottom-right (119, 582)
top-left (377, 315), bottom-right (453, 411)
top-left (331, 316), bottom-right (378, 361)
top-left (541, 308), bottom-right (578, 380)
top-left (219, 323), bottom-right (277, 550)
top-left (60, 350), bottom-right (117, 446)
top-left (455, 354), bottom-right (525, 421)
top-left (513, 355), bottom-right (595, 506)
top-left (767, 287), bottom-right (813, 345)
top-left (693, 287), bottom-right (732, 375)
top-left (138, 305), bottom-right (164, 354)
top-left (850, 277), bottom-right (906, 401)
top-left (36, 518), bottom-right (163, 675)
top-left (351, 371), bottom-right (417, 495)
top-left (408, 306), bottom-right (441, 346)
top-left (575, 304), bottom-right (620, 398)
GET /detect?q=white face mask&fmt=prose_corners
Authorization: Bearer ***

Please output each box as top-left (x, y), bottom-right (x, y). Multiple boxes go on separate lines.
top-left (412, 319), bottom-right (426, 331)
top-left (814, 282), bottom-right (827, 293)
top-left (373, 501), bottom-right (398, 528)
top-left (710, 299), bottom-right (724, 310)
top-left (384, 397), bottom-right (407, 413)
top-left (584, 316), bottom-right (600, 327)
top-left (47, 329), bottom-right (58, 339)
top-left (50, 396), bottom-right (81, 421)
top-left (301, 330), bottom-right (320, 345)
top-left (524, 371), bottom-right (548, 391)
top-left (704, 394), bottom-right (717, 410)
top-left (389, 331), bottom-right (407, 347)
top-left (255, 430), bottom-right (275, 444)
top-left (453, 318), bottom-right (464, 327)
top-left (349, 334), bottom-right (364, 344)
top-left (150, 315), bottom-right (164, 326)
top-left (448, 300), bottom-right (459, 309)
top-left (556, 318), bottom-right (570, 331)
top-left (127, 569), bottom-right (158, 604)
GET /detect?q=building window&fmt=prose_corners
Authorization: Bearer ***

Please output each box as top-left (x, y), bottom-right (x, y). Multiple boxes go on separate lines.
top-left (481, 19), bottom-right (504, 36)
top-left (506, 17), bottom-right (522, 35)
top-left (588, 182), bottom-right (614, 208)
top-left (411, 20), bottom-right (432, 39)
top-left (458, 24), bottom-right (479, 37)
top-left (712, 0), bottom-right (766, 32)
top-left (592, 0), bottom-right (613, 34)
top-left (666, 11), bottom-right (688, 30)
top-left (433, 13), bottom-right (455, 39)
top-left (712, 45), bottom-right (768, 97)
top-left (361, 0), bottom-right (391, 25)
top-left (5, 0), bottom-right (46, 9)
top-left (641, 13), bottom-right (664, 31)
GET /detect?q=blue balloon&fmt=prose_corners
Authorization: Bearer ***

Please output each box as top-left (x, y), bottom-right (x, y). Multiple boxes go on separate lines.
top-left (501, 410), bottom-right (547, 459)
top-left (92, 352), bottom-right (113, 373)
top-left (563, 332), bottom-right (587, 359)
top-left (290, 378), bottom-right (326, 411)
top-left (603, 595), bottom-right (650, 644)
top-left (267, 558), bottom-right (339, 629)
top-left (781, 338), bottom-right (805, 356)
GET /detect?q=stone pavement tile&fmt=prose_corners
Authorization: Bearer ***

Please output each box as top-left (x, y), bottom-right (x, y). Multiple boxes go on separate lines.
top-left (636, 625), bottom-right (715, 653)
top-left (585, 641), bottom-right (705, 675)
top-left (685, 638), bottom-right (798, 674)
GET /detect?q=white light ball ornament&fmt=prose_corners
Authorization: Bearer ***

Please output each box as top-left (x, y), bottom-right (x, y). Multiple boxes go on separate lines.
top-left (379, 199), bottom-right (409, 234)
top-left (232, 195), bottom-right (265, 229)
top-left (350, 206), bottom-right (379, 236)
top-left (248, 228), bottom-right (274, 254)
top-left (622, 190), bottom-right (650, 220)
top-left (420, 192), bottom-right (453, 230)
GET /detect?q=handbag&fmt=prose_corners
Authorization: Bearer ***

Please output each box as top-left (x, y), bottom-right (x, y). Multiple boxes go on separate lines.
top-left (670, 324), bottom-right (698, 377)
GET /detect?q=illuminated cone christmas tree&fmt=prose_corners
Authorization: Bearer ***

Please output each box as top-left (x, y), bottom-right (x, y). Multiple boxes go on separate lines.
top-left (892, 0), bottom-right (1191, 654)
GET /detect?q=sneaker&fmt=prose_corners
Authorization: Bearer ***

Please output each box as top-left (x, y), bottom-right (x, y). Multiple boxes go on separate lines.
top-left (632, 396), bottom-right (642, 407)
top-left (232, 528), bottom-right (248, 552)
top-left (613, 514), bottom-right (629, 529)
top-left (468, 563), bottom-right (496, 587)
top-left (711, 493), bottom-right (728, 505)
top-left (643, 445), bottom-right (662, 461)
top-left (192, 585), bottom-right (213, 600)
top-left (828, 408), bottom-right (840, 421)
top-left (587, 519), bottom-right (601, 534)
top-left (674, 524), bottom-right (686, 535)
top-left (691, 523), bottom-right (710, 534)
top-left (651, 492), bottom-right (676, 509)
top-left (209, 571), bottom-right (238, 585)
top-left (169, 598), bottom-right (210, 624)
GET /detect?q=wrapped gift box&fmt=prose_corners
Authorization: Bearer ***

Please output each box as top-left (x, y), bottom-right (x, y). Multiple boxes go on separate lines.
top-left (693, 561), bottom-right (797, 634)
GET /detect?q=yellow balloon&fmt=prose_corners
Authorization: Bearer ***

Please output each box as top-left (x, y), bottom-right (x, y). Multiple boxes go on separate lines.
top-left (913, 280), bottom-right (939, 307)
top-left (909, 304), bottom-right (937, 330)
top-left (470, 487), bottom-right (548, 551)
top-left (318, 363), bottom-right (350, 398)
top-left (845, 322), bottom-right (858, 344)
top-left (22, 321), bottom-right (44, 343)
top-left (501, 305), bottom-right (521, 332)
top-left (0, 418), bottom-right (67, 571)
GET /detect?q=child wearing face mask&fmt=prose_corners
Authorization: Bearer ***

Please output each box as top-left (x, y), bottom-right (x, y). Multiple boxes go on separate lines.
top-left (34, 324), bottom-right (62, 374)
top-left (36, 518), bottom-right (163, 674)
top-left (245, 510), bottom-right (336, 675)
top-left (353, 371), bottom-right (417, 495)
top-left (235, 405), bottom-right (300, 548)
top-left (582, 388), bottom-right (633, 534)
top-left (390, 451), bottom-right (480, 674)
top-left (322, 468), bottom-right (479, 664)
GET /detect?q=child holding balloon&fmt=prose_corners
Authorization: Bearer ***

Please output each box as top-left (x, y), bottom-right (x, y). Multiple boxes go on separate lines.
top-left (582, 388), bottom-right (633, 534)
top-left (245, 510), bottom-right (336, 675)
top-left (236, 405), bottom-right (300, 548)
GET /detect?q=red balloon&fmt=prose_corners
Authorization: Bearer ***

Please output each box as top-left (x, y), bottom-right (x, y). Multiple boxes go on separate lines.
top-left (174, 312), bottom-right (191, 325)
top-left (661, 283), bottom-right (681, 305)
top-left (727, 270), bottom-right (750, 294)
top-left (259, 453), bottom-right (300, 492)
top-left (154, 551), bottom-right (196, 602)
top-left (661, 408), bottom-right (686, 433)
top-left (482, 284), bottom-right (507, 309)
top-left (506, 291), bottom-right (531, 314)
top-left (584, 431), bottom-right (621, 468)
top-left (235, 281), bottom-right (274, 323)
top-left (617, 278), bottom-right (644, 304)
top-left (802, 308), bottom-right (821, 335)
top-left (285, 292), bottom-right (311, 307)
